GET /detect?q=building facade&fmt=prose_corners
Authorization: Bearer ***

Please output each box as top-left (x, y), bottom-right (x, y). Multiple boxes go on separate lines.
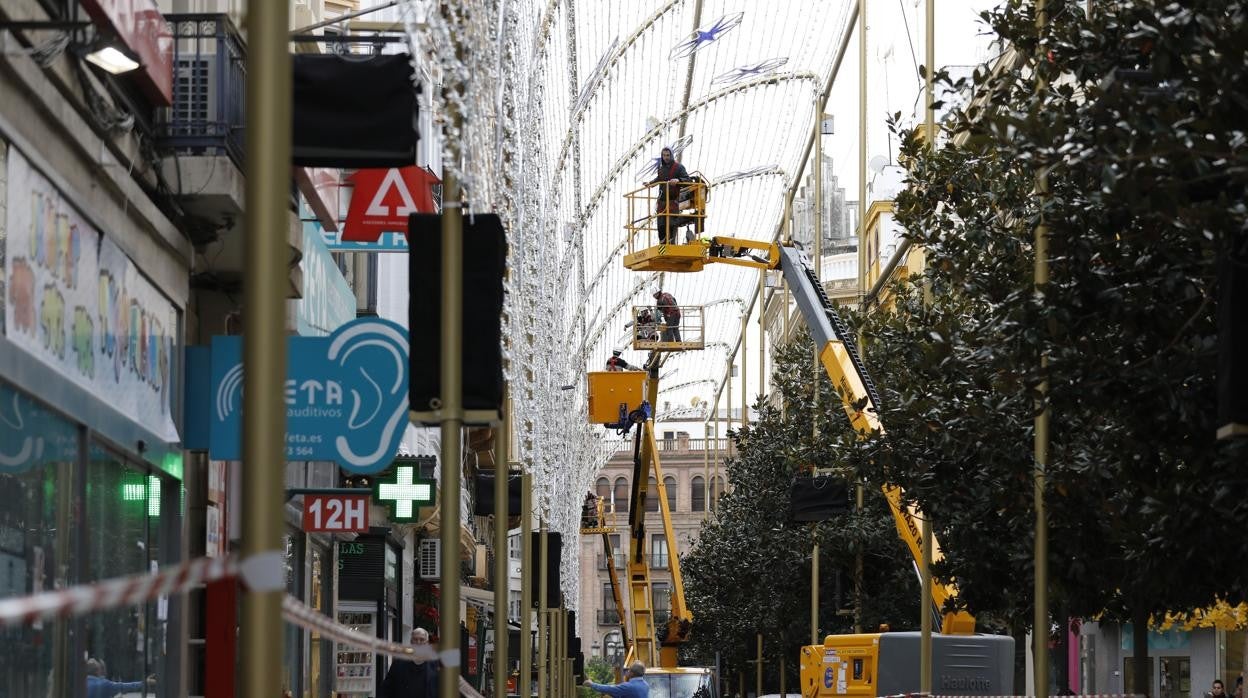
top-left (576, 431), bottom-right (729, 662)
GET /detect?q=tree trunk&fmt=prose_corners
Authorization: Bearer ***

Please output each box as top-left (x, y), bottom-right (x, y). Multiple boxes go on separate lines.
top-left (1132, 606), bottom-right (1150, 698)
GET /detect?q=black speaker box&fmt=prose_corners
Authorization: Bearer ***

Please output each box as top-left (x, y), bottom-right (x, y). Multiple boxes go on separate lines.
top-left (790, 476), bottom-right (849, 521)
top-left (292, 53), bottom-right (418, 167)
top-left (1219, 252), bottom-right (1248, 438)
top-left (409, 213), bottom-right (507, 423)
top-left (528, 532), bottom-right (562, 608)
top-left (472, 473), bottom-right (522, 516)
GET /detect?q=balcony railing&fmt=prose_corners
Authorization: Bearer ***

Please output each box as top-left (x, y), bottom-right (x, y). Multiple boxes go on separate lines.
top-left (597, 609), bottom-right (621, 625)
top-left (160, 14), bottom-right (246, 169)
top-left (597, 553), bottom-right (626, 571)
top-left (613, 437), bottom-right (730, 453)
top-left (651, 554), bottom-right (669, 570)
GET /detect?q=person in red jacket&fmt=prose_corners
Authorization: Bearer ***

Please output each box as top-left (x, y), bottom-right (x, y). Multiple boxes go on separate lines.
top-left (653, 290), bottom-right (682, 343)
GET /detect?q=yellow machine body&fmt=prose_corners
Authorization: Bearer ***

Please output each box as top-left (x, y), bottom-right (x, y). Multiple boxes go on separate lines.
top-left (587, 371), bottom-right (648, 425)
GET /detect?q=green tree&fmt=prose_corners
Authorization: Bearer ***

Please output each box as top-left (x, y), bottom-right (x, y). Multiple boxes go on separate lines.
top-left (832, 0), bottom-right (1248, 691)
top-left (681, 333), bottom-right (919, 692)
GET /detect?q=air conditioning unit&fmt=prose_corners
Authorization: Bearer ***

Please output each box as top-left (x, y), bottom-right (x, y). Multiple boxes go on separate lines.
top-left (419, 539), bottom-right (441, 580)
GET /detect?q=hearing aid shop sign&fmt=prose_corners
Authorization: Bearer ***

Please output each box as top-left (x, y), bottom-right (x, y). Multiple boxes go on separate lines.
top-left (207, 318), bottom-right (410, 474)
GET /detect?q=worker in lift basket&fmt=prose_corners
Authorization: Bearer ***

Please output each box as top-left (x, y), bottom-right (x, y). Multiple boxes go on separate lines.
top-left (649, 147), bottom-right (689, 244)
top-left (653, 290), bottom-right (682, 343)
top-left (585, 661), bottom-right (650, 697)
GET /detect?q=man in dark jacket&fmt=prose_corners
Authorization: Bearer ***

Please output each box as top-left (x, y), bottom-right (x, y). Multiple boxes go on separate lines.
top-left (379, 628), bottom-right (439, 698)
top-left (653, 290), bottom-right (682, 343)
top-left (649, 147), bottom-right (689, 243)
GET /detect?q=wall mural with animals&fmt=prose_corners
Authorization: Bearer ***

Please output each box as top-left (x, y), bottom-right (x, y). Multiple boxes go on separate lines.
top-left (3, 148), bottom-right (179, 443)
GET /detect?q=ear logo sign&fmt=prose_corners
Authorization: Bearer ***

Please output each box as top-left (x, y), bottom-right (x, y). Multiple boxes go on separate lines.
top-left (208, 318), bottom-right (410, 473)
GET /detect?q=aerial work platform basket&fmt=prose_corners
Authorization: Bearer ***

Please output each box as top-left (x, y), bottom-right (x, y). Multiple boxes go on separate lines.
top-left (622, 178), bottom-right (710, 272)
top-left (630, 305), bottom-right (704, 351)
top-left (587, 371), bottom-right (648, 425)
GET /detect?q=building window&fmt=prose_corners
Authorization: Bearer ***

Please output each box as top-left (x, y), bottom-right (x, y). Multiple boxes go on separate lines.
top-left (653, 582), bottom-right (671, 617)
top-left (508, 532), bottom-right (521, 560)
top-left (690, 476), bottom-right (705, 512)
top-left (711, 475), bottom-right (726, 504)
top-left (646, 476), bottom-right (659, 512)
top-left (614, 477), bottom-right (629, 513)
top-left (596, 477), bottom-right (610, 500)
top-left (599, 583), bottom-right (620, 625)
top-left (651, 534), bottom-right (668, 569)
top-left (609, 534), bottom-right (623, 569)
top-left (664, 476), bottom-right (677, 512)
top-left (509, 590), bottom-right (522, 622)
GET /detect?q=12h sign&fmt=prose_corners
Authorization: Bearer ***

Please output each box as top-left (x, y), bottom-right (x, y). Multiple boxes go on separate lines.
top-left (303, 494), bottom-right (370, 533)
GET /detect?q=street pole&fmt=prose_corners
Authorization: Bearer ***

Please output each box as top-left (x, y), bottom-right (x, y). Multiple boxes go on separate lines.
top-left (438, 163), bottom-right (464, 698)
top-left (1033, 2), bottom-right (1051, 697)
top-left (919, 1), bottom-right (936, 693)
top-left (758, 269), bottom-right (765, 401)
top-left (538, 520), bottom-right (548, 698)
top-left (811, 528), bottom-right (819, 645)
top-left (520, 473), bottom-right (533, 698)
top-left (740, 307), bottom-right (748, 428)
top-left (756, 633), bottom-right (764, 698)
top-left (858, 0), bottom-right (868, 300)
top-left (494, 394), bottom-right (511, 698)
top-left (240, 1), bottom-right (290, 696)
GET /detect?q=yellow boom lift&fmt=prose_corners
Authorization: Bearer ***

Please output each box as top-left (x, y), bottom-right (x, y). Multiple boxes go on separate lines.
top-left (613, 178), bottom-right (1013, 697)
top-left (587, 309), bottom-right (717, 698)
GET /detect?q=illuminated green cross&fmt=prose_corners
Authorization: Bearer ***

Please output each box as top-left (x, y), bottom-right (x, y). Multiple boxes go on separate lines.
top-left (373, 464), bottom-right (436, 522)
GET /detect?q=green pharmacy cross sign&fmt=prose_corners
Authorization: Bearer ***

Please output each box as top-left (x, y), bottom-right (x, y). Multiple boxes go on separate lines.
top-left (373, 463), bottom-right (436, 522)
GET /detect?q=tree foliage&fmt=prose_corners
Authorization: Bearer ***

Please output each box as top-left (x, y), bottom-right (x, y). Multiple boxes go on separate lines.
top-left (681, 333), bottom-right (919, 689)
top-left (840, 0), bottom-right (1248, 636)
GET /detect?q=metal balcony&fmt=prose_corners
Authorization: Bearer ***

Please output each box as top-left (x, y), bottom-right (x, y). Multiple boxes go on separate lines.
top-left (596, 609), bottom-right (621, 625)
top-left (159, 14), bottom-right (246, 169)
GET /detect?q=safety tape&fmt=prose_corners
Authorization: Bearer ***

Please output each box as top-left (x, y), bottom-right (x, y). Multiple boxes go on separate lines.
top-left (0, 555), bottom-right (491, 697)
top-left (0, 555), bottom-right (237, 627)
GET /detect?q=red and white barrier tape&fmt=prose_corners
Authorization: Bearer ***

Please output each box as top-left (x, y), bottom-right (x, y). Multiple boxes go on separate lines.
top-left (0, 557), bottom-right (487, 698)
top-left (0, 555), bottom-right (238, 627)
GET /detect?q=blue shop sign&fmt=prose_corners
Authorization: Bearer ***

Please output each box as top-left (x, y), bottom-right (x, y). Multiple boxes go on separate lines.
top-left (297, 221), bottom-right (356, 336)
top-left (208, 318), bottom-right (409, 473)
top-left (315, 220), bottom-right (411, 253)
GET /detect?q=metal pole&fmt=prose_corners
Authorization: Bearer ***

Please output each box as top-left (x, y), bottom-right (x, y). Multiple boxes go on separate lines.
top-left (811, 533), bottom-right (819, 645)
top-left (756, 633), bottom-right (764, 698)
top-left (740, 308), bottom-right (748, 428)
top-left (437, 161), bottom-right (465, 698)
top-left (854, 483), bottom-right (863, 634)
top-left (920, 518), bottom-right (933, 692)
top-left (494, 395), bottom-right (511, 698)
top-left (813, 90), bottom-right (824, 437)
top-left (538, 520), bottom-right (548, 698)
top-left (703, 423), bottom-right (710, 521)
top-left (780, 655), bottom-right (786, 697)
top-left (858, 0), bottom-right (868, 298)
top-left (758, 270), bottom-right (766, 401)
top-left (919, 1), bottom-right (936, 692)
top-left (1034, 3), bottom-right (1051, 698)
top-left (239, 1), bottom-right (290, 696)
top-left (520, 473), bottom-right (533, 698)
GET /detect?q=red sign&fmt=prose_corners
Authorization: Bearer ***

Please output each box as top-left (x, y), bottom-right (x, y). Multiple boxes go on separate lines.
top-left (302, 494), bottom-right (370, 533)
top-left (81, 0), bottom-right (174, 106)
top-left (342, 166), bottom-right (440, 242)
top-left (467, 635), bottom-right (478, 675)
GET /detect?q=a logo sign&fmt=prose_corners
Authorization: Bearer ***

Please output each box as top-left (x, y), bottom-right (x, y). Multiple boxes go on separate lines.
top-left (5, 148), bottom-right (180, 443)
top-left (209, 318), bottom-right (410, 473)
top-left (341, 166), bottom-right (439, 242)
top-left (303, 494), bottom-right (370, 533)
top-left (373, 462), bottom-right (435, 522)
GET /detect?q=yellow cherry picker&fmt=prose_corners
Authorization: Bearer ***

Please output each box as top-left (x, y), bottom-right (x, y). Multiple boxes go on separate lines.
top-left (607, 176), bottom-right (1013, 697)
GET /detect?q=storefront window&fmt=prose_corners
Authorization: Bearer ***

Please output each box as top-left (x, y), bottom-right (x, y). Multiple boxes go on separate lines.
top-left (0, 383), bottom-right (76, 697)
top-left (308, 542), bottom-right (334, 698)
top-left (86, 442), bottom-right (171, 696)
top-left (283, 530), bottom-right (305, 696)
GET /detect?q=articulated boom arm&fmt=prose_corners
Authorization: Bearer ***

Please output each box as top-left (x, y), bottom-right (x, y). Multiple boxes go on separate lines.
top-left (623, 361), bottom-right (695, 670)
top-left (778, 246), bottom-right (975, 635)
